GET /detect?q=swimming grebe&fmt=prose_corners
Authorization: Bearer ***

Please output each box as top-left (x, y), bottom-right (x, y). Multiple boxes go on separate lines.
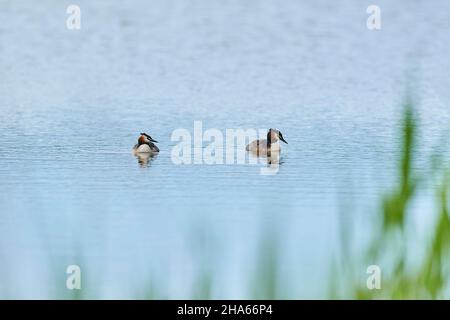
top-left (133, 133), bottom-right (160, 153)
top-left (246, 128), bottom-right (287, 154)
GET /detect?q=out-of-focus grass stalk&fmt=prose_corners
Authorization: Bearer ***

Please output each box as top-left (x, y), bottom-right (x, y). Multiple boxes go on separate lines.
top-left (382, 99), bottom-right (417, 230)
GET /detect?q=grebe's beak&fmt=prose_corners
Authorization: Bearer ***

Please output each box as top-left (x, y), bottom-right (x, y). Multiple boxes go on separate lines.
top-left (279, 133), bottom-right (288, 144)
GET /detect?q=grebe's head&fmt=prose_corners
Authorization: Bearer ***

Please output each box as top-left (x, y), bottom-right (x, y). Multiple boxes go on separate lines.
top-left (268, 128), bottom-right (288, 144)
top-left (138, 132), bottom-right (158, 145)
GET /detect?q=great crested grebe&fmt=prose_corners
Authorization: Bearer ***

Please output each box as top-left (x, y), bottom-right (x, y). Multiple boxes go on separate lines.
top-left (133, 132), bottom-right (160, 154)
top-left (246, 128), bottom-right (287, 154)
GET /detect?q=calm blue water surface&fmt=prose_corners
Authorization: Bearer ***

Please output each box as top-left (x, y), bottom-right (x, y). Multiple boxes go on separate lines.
top-left (1, 0), bottom-right (450, 298)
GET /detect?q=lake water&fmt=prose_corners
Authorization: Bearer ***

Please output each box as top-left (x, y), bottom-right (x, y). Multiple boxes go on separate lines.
top-left (1, 0), bottom-right (450, 299)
